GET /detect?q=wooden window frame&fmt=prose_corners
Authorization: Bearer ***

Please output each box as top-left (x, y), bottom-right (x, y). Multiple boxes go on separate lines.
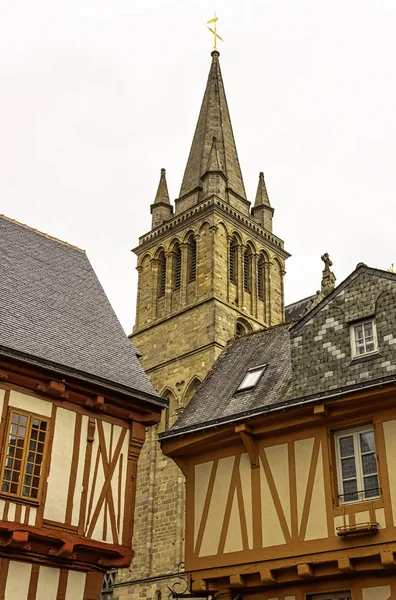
top-left (0, 407), bottom-right (51, 505)
top-left (349, 318), bottom-right (378, 359)
top-left (334, 424), bottom-right (380, 506)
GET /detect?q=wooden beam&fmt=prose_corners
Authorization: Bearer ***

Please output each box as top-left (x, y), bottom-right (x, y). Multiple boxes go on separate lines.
top-left (297, 563), bottom-right (313, 579)
top-left (313, 403), bottom-right (330, 417)
top-left (259, 569), bottom-right (276, 584)
top-left (235, 424), bottom-right (258, 468)
top-left (338, 556), bottom-right (354, 573)
top-left (229, 575), bottom-right (244, 587)
top-left (381, 549), bottom-right (396, 568)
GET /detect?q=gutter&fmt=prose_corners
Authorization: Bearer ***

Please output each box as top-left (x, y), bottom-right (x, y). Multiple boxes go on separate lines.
top-left (0, 346), bottom-right (167, 410)
top-left (159, 373), bottom-right (396, 441)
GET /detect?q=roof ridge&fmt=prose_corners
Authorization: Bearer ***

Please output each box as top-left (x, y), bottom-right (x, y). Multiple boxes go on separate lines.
top-left (0, 214), bottom-right (85, 252)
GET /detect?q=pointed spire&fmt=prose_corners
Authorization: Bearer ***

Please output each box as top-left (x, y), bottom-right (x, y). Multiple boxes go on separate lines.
top-left (254, 172), bottom-right (271, 207)
top-left (153, 168), bottom-right (170, 206)
top-left (151, 168), bottom-right (173, 229)
top-left (178, 51), bottom-right (246, 204)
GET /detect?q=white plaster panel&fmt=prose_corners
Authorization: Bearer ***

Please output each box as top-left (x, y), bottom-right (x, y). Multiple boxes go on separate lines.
top-left (223, 493), bottom-right (242, 553)
top-left (199, 456), bottom-right (234, 557)
top-left (44, 407), bottom-right (76, 522)
top-left (28, 507), bottom-right (37, 526)
top-left (9, 390), bottom-right (52, 417)
top-left (0, 389), bottom-right (5, 419)
top-left (118, 431), bottom-right (129, 542)
top-left (71, 415), bottom-right (88, 527)
top-left (294, 437), bottom-right (314, 531)
top-left (376, 507), bottom-right (386, 529)
top-left (304, 445), bottom-right (328, 540)
top-left (194, 461), bottom-right (213, 548)
top-left (5, 560), bottom-right (31, 599)
top-left (36, 565), bottom-right (60, 600)
top-left (260, 460), bottom-right (285, 547)
top-left (0, 500), bottom-right (5, 520)
top-left (65, 570), bottom-right (86, 600)
top-left (109, 423), bottom-right (126, 544)
top-left (362, 585), bottom-right (391, 600)
top-left (7, 502), bottom-right (16, 522)
top-left (239, 452), bottom-right (253, 549)
top-left (265, 443), bottom-right (290, 532)
top-left (383, 419), bottom-right (396, 525)
top-left (355, 510), bottom-right (370, 524)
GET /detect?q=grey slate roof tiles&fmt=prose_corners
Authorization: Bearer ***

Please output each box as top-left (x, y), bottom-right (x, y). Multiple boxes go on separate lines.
top-left (0, 215), bottom-right (159, 401)
top-left (170, 324), bottom-right (292, 432)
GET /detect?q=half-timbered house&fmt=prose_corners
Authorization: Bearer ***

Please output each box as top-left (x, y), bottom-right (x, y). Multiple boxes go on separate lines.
top-left (161, 263), bottom-right (396, 600)
top-left (0, 215), bottom-right (166, 599)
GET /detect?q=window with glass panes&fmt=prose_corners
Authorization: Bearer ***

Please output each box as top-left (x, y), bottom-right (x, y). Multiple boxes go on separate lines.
top-left (350, 319), bottom-right (377, 357)
top-left (0, 409), bottom-right (49, 501)
top-left (334, 426), bottom-right (379, 504)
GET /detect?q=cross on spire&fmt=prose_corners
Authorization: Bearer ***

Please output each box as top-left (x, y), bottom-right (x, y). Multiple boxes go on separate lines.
top-left (207, 16), bottom-right (223, 50)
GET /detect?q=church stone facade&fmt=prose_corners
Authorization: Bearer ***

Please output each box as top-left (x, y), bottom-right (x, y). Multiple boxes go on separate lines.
top-left (114, 50), bottom-right (289, 599)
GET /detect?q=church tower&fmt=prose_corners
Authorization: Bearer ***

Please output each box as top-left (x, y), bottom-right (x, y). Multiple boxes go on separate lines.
top-left (114, 51), bottom-right (289, 598)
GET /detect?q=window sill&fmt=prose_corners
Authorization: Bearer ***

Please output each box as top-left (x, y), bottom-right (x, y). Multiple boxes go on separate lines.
top-left (0, 493), bottom-right (40, 508)
top-left (349, 352), bottom-right (381, 365)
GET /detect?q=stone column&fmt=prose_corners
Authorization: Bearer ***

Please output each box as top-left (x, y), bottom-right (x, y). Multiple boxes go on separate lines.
top-left (134, 264), bottom-right (143, 329)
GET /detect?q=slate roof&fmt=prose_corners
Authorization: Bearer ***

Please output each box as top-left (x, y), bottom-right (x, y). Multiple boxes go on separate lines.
top-left (0, 215), bottom-right (162, 405)
top-left (164, 324), bottom-right (292, 436)
top-left (285, 294), bottom-right (315, 323)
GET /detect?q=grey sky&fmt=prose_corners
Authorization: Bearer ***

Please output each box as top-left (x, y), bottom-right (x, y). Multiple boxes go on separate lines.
top-left (1, 0), bottom-right (395, 333)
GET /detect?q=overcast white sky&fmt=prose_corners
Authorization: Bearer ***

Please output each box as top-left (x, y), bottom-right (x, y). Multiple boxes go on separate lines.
top-left (1, 0), bottom-right (396, 333)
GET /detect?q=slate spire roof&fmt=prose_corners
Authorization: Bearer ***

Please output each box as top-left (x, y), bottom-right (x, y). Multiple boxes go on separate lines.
top-left (179, 51), bottom-right (247, 201)
top-left (0, 215), bottom-right (162, 404)
top-left (153, 168), bottom-right (171, 207)
top-left (254, 171), bottom-right (271, 207)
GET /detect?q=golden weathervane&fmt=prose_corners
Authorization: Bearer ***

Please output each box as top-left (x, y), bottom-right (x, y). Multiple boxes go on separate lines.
top-left (389, 264), bottom-right (395, 273)
top-left (207, 16), bottom-right (223, 50)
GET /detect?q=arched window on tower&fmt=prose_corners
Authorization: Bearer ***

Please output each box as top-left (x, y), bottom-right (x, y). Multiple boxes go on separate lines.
top-left (258, 254), bottom-right (265, 301)
top-left (161, 389), bottom-right (175, 432)
top-left (236, 318), bottom-right (252, 337)
top-left (244, 247), bottom-right (252, 293)
top-left (229, 238), bottom-right (238, 284)
top-left (157, 250), bottom-right (166, 298)
top-left (172, 243), bottom-right (182, 290)
top-left (187, 235), bottom-right (197, 282)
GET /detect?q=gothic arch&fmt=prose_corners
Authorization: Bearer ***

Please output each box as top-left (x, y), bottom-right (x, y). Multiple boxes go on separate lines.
top-left (137, 251), bottom-right (152, 269)
top-left (182, 228), bottom-right (197, 243)
top-left (168, 236), bottom-right (183, 252)
top-left (184, 377), bottom-right (202, 406)
top-left (160, 388), bottom-right (176, 431)
top-left (235, 317), bottom-right (252, 337)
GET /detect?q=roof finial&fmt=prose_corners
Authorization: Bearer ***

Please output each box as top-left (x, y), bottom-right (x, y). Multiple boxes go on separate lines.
top-left (388, 263), bottom-right (395, 273)
top-left (321, 253), bottom-right (336, 295)
top-left (207, 15), bottom-right (223, 51)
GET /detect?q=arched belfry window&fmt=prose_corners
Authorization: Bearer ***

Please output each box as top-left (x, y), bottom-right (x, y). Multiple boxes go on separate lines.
top-left (244, 247), bottom-right (252, 293)
top-left (157, 251), bottom-right (166, 298)
top-left (229, 238), bottom-right (238, 284)
top-left (172, 244), bottom-right (182, 290)
top-left (258, 254), bottom-right (265, 301)
top-left (187, 236), bottom-right (197, 282)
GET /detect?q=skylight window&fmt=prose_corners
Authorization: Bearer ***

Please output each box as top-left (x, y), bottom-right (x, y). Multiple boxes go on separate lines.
top-left (237, 365), bottom-right (266, 392)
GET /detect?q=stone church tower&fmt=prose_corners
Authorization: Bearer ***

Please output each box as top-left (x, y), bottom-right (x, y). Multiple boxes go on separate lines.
top-left (114, 51), bottom-right (289, 599)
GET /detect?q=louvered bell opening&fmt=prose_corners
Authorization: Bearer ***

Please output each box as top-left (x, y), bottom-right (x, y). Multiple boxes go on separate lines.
top-left (244, 250), bottom-right (252, 293)
top-left (158, 253), bottom-right (166, 298)
top-left (188, 238), bottom-right (197, 282)
top-left (229, 241), bottom-right (237, 284)
top-left (258, 257), bottom-right (265, 301)
top-left (173, 246), bottom-right (182, 290)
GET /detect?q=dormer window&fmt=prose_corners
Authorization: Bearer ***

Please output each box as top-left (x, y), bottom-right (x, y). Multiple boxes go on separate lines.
top-left (350, 319), bottom-right (378, 358)
top-left (237, 365), bottom-right (266, 392)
